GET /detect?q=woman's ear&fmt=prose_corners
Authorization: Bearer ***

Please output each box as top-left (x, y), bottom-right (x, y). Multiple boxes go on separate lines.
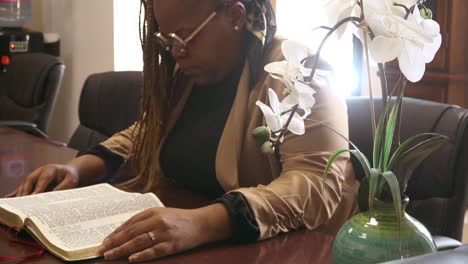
top-left (225, 1), bottom-right (246, 31)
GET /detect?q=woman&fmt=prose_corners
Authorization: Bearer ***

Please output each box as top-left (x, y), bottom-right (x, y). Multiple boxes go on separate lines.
top-left (8, 0), bottom-right (359, 262)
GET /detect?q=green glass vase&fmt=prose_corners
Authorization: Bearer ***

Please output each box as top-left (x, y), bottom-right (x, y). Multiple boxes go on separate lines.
top-left (333, 199), bottom-right (436, 263)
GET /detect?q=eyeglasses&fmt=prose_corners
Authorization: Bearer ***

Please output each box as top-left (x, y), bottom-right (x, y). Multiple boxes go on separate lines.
top-left (154, 11), bottom-right (217, 54)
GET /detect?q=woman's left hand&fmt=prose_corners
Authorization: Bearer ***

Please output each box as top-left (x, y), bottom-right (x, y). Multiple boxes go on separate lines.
top-left (98, 204), bottom-right (232, 262)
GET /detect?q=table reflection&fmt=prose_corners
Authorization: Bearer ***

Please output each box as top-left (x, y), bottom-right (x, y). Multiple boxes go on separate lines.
top-left (0, 127), bottom-right (335, 264)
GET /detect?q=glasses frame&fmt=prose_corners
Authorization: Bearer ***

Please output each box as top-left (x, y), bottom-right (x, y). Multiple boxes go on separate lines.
top-left (155, 11), bottom-right (218, 53)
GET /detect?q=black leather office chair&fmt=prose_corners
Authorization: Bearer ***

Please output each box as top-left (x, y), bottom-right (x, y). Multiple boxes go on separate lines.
top-left (0, 53), bottom-right (65, 135)
top-left (68, 71), bottom-right (142, 154)
top-left (384, 243), bottom-right (468, 263)
top-left (347, 97), bottom-right (468, 249)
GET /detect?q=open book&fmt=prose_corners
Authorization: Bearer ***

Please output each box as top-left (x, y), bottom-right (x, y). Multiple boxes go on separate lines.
top-left (0, 184), bottom-right (164, 261)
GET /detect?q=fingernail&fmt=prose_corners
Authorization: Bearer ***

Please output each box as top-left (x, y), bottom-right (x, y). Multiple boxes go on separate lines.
top-left (104, 250), bottom-right (114, 260)
top-left (129, 254), bottom-right (138, 262)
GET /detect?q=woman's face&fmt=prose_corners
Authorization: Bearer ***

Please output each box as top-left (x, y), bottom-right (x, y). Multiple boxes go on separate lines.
top-left (153, 0), bottom-right (245, 85)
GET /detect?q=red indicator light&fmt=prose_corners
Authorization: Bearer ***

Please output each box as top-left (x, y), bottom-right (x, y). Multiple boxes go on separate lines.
top-left (10, 43), bottom-right (16, 49)
top-left (1, 56), bottom-right (10, 65)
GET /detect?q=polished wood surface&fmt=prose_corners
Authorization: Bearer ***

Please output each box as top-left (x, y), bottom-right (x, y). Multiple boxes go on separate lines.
top-left (0, 127), bottom-right (335, 263)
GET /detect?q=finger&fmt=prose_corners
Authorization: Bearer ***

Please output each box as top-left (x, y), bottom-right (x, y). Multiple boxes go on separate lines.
top-left (5, 189), bottom-right (18, 198)
top-left (52, 175), bottom-right (74, 191)
top-left (128, 242), bottom-right (173, 263)
top-left (103, 231), bottom-right (158, 260)
top-left (17, 168), bottom-right (42, 196)
top-left (31, 168), bottom-right (56, 194)
top-left (101, 215), bottom-right (157, 253)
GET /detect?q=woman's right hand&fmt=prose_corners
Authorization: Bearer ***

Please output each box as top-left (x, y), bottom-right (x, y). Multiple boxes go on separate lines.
top-left (5, 164), bottom-right (80, 197)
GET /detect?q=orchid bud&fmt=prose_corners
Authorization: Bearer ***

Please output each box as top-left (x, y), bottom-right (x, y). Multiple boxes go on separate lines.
top-left (260, 141), bottom-right (275, 155)
top-left (420, 8), bottom-right (433, 19)
top-left (253, 126), bottom-right (271, 145)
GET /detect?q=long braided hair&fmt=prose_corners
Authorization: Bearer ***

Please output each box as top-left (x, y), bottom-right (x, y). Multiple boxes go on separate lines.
top-left (121, 0), bottom-right (276, 192)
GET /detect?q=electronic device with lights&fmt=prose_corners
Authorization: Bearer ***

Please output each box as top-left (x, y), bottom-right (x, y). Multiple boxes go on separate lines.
top-left (0, 28), bottom-right (45, 73)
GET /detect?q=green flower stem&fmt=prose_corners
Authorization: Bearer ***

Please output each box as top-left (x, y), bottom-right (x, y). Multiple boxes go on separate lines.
top-left (378, 63), bottom-right (388, 104)
top-left (362, 27), bottom-right (377, 146)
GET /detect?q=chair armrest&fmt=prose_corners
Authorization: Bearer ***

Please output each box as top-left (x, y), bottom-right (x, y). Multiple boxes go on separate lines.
top-left (0, 121), bottom-right (48, 138)
top-left (0, 121), bottom-right (68, 147)
top-left (433, 235), bottom-right (462, 251)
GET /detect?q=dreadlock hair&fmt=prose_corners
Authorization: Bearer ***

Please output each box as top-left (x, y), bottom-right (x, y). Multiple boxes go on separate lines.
top-left (120, 0), bottom-right (276, 192)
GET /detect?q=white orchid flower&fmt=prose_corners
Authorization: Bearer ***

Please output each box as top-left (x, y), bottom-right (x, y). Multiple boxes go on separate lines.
top-left (256, 88), bottom-right (305, 136)
top-left (264, 40), bottom-right (312, 84)
top-left (366, 0), bottom-right (441, 82)
top-left (282, 80), bottom-right (317, 118)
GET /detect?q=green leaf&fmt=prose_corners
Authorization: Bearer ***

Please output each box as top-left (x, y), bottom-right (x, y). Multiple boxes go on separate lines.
top-left (322, 149), bottom-right (371, 191)
top-left (322, 149), bottom-right (350, 192)
top-left (368, 168), bottom-right (380, 215)
top-left (380, 171), bottom-right (402, 223)
top-left (372, 102), bottom-right (387, 169)
top-left (387, 133), bottom-right (448, 170)
top-left (382, 91), bottom-right (403, 171)
top-left (391, 135), bottom-right (449, 193)
top-left (373, 96), bottom-right (392, 169)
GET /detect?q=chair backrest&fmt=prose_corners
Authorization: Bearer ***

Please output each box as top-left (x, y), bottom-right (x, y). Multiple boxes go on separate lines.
top-left (346, 96), bottom-right (468, 241)
top-left (68, 71), bottom-right (142, 154)
top-left (0, 53), bottom-right (65, 133)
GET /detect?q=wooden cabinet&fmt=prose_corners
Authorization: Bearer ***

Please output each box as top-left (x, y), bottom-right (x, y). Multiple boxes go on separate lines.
top-left (385, 0), bottom-right (468, 108)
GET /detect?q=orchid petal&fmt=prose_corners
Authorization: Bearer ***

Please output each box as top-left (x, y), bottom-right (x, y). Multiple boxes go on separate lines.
top-left (256, 101), bottom-right (282, 132)
top-left (423, 33), bottom-right (441, 63)
top-left (281, 40), bottom-right (308, 64)
top-left (285, 113), bottom-right (305, 135)
top-left (268, 88), bottom-right (281, 116)
top-left (264, 61), bottom-right (288, 76)
top-left (299, 65), bottom-right (313, 77)
top-left (398, 41), bottom-right (426, 82)
top-left (421, 18), bottom-right (441, 37)
top-left (334, 6), bottom-right (355, 39)
top-left (283, 93), bottom-right (300, 107)
top-left (370, 36), bottom-right (403, 63)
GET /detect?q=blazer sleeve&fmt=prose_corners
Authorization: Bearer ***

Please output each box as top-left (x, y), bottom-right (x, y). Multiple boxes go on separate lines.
top-left (99, 123), bottom-right (138, 160)
top-left (234, 84), bottom-right (358, 240)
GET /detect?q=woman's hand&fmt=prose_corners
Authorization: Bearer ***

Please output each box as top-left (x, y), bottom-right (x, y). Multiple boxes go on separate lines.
top-left (98, 204), bottom-right (232, 262)
top-left (5, 164), bottom-right (79, 197)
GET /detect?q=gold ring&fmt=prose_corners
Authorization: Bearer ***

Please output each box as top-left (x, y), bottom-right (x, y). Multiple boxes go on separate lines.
top-left (147, 231), bottom-right (157, 244)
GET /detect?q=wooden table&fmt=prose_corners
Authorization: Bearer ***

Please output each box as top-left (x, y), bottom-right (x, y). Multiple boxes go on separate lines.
top-left (0, 127), bottom-right (335, 263)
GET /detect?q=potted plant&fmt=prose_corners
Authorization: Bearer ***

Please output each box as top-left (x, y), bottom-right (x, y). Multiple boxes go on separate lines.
top-left (253, 0), bottom-right (447, 262)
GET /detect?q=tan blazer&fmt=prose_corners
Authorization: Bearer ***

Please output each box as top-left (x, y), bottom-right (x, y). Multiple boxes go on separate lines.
top-left (101, 37), bottom-right (359, 240)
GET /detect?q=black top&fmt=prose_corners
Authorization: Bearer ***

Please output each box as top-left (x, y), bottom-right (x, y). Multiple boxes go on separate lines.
top-left (84, 65), bottom-right (260, 242)
top-left (159, 66), bottom-right (241, 199)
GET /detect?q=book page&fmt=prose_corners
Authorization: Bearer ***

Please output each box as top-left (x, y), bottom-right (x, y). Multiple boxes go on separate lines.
top-left (27, 192), bottom-right (162, 251)
top-left (0, 184), bottom-right (123, 223)
top-left (1, 184), bottom-right (163, 252)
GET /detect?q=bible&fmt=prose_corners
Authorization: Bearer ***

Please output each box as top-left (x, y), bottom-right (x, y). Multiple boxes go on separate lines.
top-left (0, 183), bottom-right (164, 261)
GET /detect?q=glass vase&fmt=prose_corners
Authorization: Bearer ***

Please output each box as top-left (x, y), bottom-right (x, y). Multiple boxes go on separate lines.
top-left (333, 199), bottom-right (436, 263)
